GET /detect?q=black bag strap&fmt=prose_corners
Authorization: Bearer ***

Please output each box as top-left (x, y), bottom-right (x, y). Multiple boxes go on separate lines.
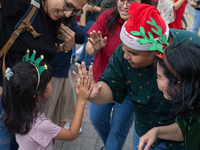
top-left (14, 0), bottom-right (40, 33)
top-left (0, 0), bottom-right (41, 79)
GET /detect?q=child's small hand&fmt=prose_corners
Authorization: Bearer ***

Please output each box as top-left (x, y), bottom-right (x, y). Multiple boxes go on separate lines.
top-left (75, 76), bottom-right (93, 102)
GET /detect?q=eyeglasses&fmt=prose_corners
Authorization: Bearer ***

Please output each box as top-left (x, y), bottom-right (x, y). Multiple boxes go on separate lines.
top-left (63, 0), bottom-right (83, 16)
top-left (117, 0), bottom-right (136, 8)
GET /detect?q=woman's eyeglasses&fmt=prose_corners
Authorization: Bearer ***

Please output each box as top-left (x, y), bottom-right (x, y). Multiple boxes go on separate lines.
top-left (63, 0), bottom-right (83, 16)
top-left (117, 0), bottom-right (136, 8)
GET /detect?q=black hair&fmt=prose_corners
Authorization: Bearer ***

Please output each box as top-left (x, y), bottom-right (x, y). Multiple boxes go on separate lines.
top-left (1, 60), bottom-right (52, 135)
top-left (155, 42), bottom-right (200, 120)
top-left (106, 0), bottom-right (155, 34)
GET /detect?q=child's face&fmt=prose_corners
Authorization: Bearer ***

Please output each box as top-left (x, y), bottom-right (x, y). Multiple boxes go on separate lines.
top-left (44, 80), bottom-right (52, 99)
top-left (122, 44), bottom-right (157, 68)
top-left (156, 62), bottom-right (172, 100)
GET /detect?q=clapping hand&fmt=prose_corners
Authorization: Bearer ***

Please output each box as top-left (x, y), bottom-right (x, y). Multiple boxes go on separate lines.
top-left (60, 23), bottom-right (75, 51)
top-left (87, 5), bottom-right (94, 13)
top-left (73, 62), bottom-right (102, 99)
top-left (88, 30), bottom-right (107, 51)
top-left (75, 76), bottom-right (93, 102)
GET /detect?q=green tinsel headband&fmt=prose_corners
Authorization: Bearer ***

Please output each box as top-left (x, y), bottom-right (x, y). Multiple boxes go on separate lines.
top-left (22, 50), bottom-right (47, 94)
top-left (130, 17), bottom-right (169, 53)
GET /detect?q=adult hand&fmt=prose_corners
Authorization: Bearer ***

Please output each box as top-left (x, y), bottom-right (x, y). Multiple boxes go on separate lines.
top-left (138, 128), bottom-right (158, 150)
top-left (73, 62), bottom-right (102, 99)
top-left (88, 30), bottom-right (107, 51)
top-left (87, 5), bottom-right (94, 13)
top-left (82, 3), bottom-right (88, 13)
top-left (191, 0), bottom-right (200, 8)
top-left (60, 23), bottom-right (75, 51)
top-left (93, 6), bottom-right (101, 12)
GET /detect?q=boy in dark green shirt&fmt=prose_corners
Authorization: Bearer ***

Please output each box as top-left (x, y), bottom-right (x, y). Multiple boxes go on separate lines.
top-left (74, 3), bottom-right (200, 150)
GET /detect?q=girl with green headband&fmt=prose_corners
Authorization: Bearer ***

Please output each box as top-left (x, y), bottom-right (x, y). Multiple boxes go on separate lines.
top-left (1, 51), bottom-right (93, 150)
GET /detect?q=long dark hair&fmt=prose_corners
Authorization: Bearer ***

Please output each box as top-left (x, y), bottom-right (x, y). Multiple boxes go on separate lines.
top-left (1, 60), bottom-right (52, 135)
top-left (107, 0), bottom-right (155, 33)
top-left (156, 42), bottom-right (200, 120)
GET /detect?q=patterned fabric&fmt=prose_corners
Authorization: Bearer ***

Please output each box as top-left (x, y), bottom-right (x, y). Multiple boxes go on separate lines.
top-left (98, 29), bottom-right (200, 149)
top-left (99, 44), bottom-right (186, 149)
top-left (176, 115), bottom-right (200, 150)
top-left (157, 0), bottom-right (175, 24)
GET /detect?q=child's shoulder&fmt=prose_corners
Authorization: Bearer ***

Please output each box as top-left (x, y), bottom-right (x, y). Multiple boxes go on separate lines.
top-left (33, 113), bottom-right (59, 131)
top-left (31, 113), bottom-right (60, 139)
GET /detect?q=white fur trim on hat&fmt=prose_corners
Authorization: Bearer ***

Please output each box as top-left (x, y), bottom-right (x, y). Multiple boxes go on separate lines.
top-left (120, 21), bottom-right (169, 51)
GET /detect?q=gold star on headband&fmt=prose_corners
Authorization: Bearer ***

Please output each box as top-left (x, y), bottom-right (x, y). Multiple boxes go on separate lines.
top-left (22, 50), bottom-right (47, 75)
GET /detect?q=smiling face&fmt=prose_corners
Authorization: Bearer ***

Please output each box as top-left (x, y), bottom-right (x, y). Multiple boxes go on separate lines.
top-left (122, 44), bottom-right (157, 68)
top-left (117, 0), bottom-right (141, 22)
top-left (42, 0), bottom-right (87, 20)
top-left (156, 62), bottom-right (172, 100)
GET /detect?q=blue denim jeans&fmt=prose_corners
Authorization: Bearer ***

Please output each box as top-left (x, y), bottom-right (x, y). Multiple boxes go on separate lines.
top-left (89, 96), bottom-right (135, 150)
top-left (72, 44), bottom-right (76, 62)
top-left (191, 8), bottom-right (200, 35)
top-left (77, 20), bottom-right (95, 69)
top-left (132, 129), bottom-right (167, 150)
top-left (0, 95), bottom-right (18, 150)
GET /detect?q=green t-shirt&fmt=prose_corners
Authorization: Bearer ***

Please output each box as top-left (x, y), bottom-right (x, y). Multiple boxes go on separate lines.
top-left (176, 115), bottom-right (200, 150)
top-left (99, 44), bottom-right (186, 149)
top-left (170, 28), bottom-right (200, 45)
top-left (99, 29), bottom-right (200, 149)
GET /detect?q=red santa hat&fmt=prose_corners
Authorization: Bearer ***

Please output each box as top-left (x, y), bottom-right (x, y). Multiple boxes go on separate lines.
top-left (120, 3), bottom-right (169, 51)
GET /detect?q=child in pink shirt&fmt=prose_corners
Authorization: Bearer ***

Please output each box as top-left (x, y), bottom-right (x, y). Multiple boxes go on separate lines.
top-left (1, 51), bottom-right (93, 150)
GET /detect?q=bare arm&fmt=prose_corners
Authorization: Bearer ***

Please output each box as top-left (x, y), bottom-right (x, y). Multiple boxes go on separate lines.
top-left (54, 99), bottom-right (85, 141)
top-left (79, 3), bottom-right (88, 27)
top-left (54, 77), bottom-right (93, 141)
top-left (138, 123), bottom-right (183, 150)
top-left (85, 41), bottom-right (100, 56)
top-left (94, 5), bottom-right (101, 12)
top-left (191, 0), bottom-right (200, 8)
top-left (156, 123), bottom-right (183, 140)
top-left (174, 0), bottom-right (186, 10)
top-left (88, 81), bottom-right (114, 105)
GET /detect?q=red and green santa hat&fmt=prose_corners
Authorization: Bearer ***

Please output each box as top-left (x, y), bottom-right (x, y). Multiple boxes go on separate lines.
top-left (120, 3), bottom-right (169, 53)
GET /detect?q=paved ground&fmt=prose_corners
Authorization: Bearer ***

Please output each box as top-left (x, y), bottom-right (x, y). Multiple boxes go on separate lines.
top-left (54, 5), bottom-right (196, 149)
